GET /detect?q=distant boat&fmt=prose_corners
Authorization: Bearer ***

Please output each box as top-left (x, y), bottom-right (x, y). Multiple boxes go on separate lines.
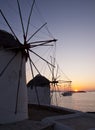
top-left (62, 91), bottom-right (72, 96)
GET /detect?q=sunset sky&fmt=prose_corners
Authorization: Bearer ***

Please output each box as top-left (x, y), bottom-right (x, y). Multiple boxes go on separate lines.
top-left (0, 0), bottom-right (95, 91)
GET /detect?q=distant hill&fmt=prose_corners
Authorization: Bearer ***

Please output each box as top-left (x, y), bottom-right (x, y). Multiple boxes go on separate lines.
top-left (72, 90), bottom-right (86, 93)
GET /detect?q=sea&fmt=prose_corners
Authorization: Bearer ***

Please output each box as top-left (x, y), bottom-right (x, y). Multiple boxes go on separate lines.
top-left (51, 91), bottom-right (95, 112)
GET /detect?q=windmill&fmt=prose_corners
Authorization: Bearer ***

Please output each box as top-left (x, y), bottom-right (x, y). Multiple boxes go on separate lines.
top-left (0, 0), bottom-right (57, 123)
top-left (49, 57), bottom-right (72, 105)
top-left (27, 74), bottom-right (51, 106)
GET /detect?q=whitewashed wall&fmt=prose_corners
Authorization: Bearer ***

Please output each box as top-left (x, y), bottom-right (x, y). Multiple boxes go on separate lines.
top-left (28, 85), bottom-right (50, 105)
top-left (0, 50), bottom-right (28, 124)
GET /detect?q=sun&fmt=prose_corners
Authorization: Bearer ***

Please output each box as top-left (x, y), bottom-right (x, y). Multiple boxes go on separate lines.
top-left (74, 89), bottom-right (78, 92)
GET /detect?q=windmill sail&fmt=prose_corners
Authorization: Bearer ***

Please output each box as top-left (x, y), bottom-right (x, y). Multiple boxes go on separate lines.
top-left (0, 0), bottom-right (56, 124)
top-left (50, 56), bottom-right (72, 105)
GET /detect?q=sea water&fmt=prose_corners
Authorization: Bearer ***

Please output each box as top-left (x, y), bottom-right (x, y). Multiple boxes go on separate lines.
top-left (51, 91), bottom-right (95, 112)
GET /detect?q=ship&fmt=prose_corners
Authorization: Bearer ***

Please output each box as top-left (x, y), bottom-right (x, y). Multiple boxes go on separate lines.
top-left (62, 91), bottom-right (72, 96)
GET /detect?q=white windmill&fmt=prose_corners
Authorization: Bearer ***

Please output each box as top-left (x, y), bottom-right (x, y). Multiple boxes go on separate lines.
top-left (0, 0), bottom-right (57, 124)
top-left (27, 74), bottom-right (50, 105)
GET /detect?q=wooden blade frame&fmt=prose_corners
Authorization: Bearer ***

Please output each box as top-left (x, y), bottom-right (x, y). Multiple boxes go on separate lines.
top-left (0, 0), bottom-right (57, 110)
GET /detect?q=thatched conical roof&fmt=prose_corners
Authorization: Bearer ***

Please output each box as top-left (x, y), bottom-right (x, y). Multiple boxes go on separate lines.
top-left (0, 30), bottom-right (21, 48)
top-left (27, 74), bottom-right (50, 88)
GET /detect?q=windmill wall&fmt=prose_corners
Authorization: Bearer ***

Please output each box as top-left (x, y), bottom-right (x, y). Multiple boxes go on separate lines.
top-left (0, 50), bottom-right (28, 124)
top-left (28, 85), bottom-right (50, 105)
